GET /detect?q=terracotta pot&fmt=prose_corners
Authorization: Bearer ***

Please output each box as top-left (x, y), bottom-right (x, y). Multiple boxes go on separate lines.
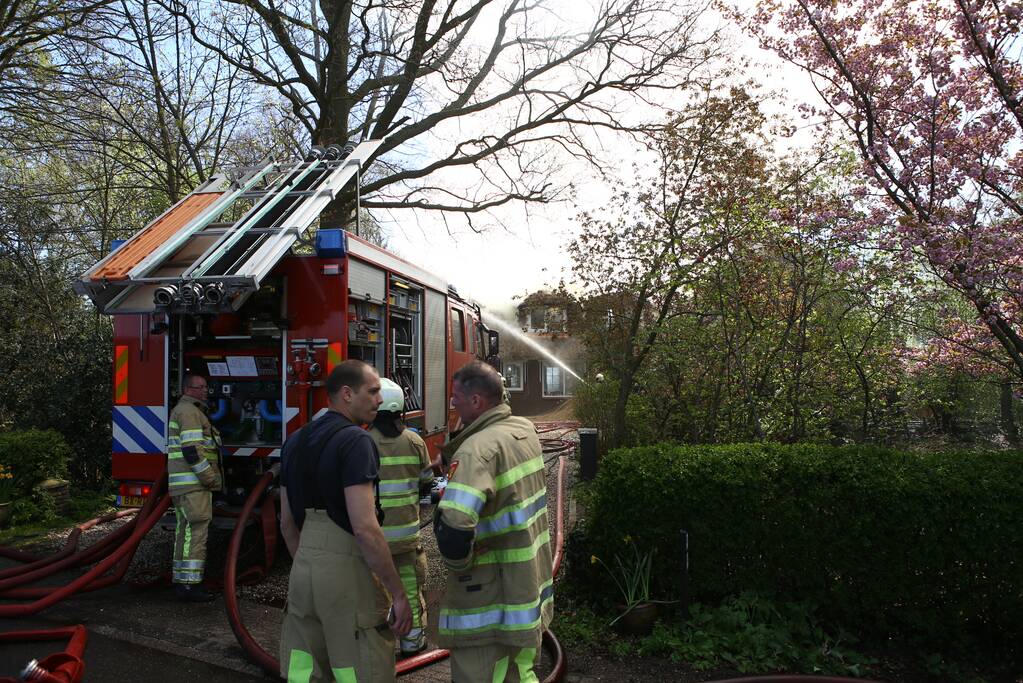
top-left (614, 601), bottom-right (659, 635)
top-left (0, 501), bottom-right (11, 529)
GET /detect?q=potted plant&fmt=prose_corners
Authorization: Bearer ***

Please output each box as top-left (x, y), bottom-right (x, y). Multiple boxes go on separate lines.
top-left (592, 539), bottom-right (671, 635)
top-left (0, 463), bottom-right (14, 528)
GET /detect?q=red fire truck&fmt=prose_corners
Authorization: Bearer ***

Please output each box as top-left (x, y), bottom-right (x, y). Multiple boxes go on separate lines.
top-left (75, 142), bottom-right (499, 506)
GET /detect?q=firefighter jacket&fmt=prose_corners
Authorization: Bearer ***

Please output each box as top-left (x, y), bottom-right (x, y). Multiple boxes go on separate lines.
top-left (434, 403), bottom-right (553, 648)
top-left (167, 395), bottom-right (222, 496)
top-left (369, 426), bottom-right (432, 555)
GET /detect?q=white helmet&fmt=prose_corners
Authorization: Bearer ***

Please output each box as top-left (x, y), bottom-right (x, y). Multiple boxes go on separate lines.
top-left (379, 377), bottom-right (404, 413)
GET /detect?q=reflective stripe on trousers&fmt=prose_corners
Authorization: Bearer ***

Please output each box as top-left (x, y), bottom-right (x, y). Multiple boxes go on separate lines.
top-left (172, 490), bottom-right (211, 585)
top-left (394, 547), bottom-right (428, 654)
top-left (450, 642), bottom-right (540, 683)
top-left (286, 649), bottom-right (357, 683)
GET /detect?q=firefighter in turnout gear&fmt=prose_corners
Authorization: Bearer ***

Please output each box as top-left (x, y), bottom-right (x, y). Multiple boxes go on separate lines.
top-left (434, 361), bottom-right (553, 682)
top-left (278, 360), bottom-right (412, 683)
top-left (167, 373), bottom-right (222, 602)
top-left (368, 378), bottom-right (435, 656)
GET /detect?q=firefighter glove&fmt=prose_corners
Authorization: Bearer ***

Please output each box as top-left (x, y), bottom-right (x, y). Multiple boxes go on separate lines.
top-left (181, 445), bottom-right (201, 465)
top-left (190, 458), bottom-right (220, 490)
top-left (435, 512), bottom-right (475, 571)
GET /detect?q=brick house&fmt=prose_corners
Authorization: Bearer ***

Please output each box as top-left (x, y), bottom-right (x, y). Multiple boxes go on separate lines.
top-left (499, 291), bottom-right (585, 417)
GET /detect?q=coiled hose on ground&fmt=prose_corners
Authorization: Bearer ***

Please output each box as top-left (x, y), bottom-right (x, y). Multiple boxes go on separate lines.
top-left (0, 473), bottom-right (171, 682)
top-left (0, 474), bottom-right (170, 616)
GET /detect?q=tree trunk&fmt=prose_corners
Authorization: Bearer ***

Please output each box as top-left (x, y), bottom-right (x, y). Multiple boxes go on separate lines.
top-left (1000, 380), bottom-right (1019, 447)
top-left (611, 370), bottom-right (637, 448)
top-left (854, 362), bottom-right (871, 442)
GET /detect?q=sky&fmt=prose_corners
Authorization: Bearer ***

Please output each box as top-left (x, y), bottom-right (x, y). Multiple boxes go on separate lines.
top-left (376, 12), bottom-right (823, 316)
top-left (382, 198), bottom-right (581, 318)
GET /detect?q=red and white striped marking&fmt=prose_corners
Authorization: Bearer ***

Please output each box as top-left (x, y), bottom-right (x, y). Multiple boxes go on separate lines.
top-left (224, 447), bottom-right (281, 458)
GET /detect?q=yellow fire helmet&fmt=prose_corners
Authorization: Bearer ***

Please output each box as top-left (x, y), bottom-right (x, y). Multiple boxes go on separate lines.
top-left (379, 377), bottom-right (404, 413)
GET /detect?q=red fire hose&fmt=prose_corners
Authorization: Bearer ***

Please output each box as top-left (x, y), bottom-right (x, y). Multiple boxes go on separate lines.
top-left (0, 464), bottom-right (273, 679)
top-left (0, 473), bottom-right (164, 596)
top-left (222, 469), bottom-right (279, 675)
top-left (0, 508), bottom-right (138, 579)
top-left (0, 475), bottom-right (173, 681)
top-left (0, 625), bottom-right (88, 683)
top-left (0, 478), bottom-right (170, 616)
top-left (0, 511), bottom-right (138, 592)
top-left (533, 421), bottom-right (580, 434)
top-left (224, 455), bottom-right (572, 681)
top-left (550, 456), bottom-right (567, 578)
top-left (710, 677), bottom-right (883, 683)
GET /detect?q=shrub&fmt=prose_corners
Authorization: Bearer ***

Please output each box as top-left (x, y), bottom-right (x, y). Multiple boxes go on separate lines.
top-left (0, 429), bottom-right (71, 496)
top-left (11, 487), bottom-right (57, 526)
top-left (585, 442), bottom-right (1023, 653)
top-left (0, 310), bottom-right (112, 488)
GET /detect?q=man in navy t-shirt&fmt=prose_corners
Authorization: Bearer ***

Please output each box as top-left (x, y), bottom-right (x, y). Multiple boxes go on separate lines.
top-left (279, 360), bottom-right (412, 682)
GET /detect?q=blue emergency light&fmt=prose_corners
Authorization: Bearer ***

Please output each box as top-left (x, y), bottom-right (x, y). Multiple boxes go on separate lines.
top-left (315, 229), bottom-right (347, 258)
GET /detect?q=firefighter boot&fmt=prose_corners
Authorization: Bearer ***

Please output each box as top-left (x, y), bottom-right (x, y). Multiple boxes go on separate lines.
top-left (175, 583), bottom-right (216, 603)
top-left (399, 630), bottom-right (428, 657)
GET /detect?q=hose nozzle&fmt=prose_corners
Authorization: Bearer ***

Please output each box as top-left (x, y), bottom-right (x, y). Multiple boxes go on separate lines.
top-left (153, 285), bottom-right (178, 307)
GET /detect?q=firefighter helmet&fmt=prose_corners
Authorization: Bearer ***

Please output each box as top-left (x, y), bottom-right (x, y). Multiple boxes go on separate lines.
top-left (379, 377), bottom-right (404, 413)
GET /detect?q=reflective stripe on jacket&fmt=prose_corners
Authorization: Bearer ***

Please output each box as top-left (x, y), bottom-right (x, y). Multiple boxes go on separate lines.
top-left (167, 395), bottom-right (221, 496)
top-left (370, 426), bottom-right (431, 555)
top-left (436, 403), bottom-right (553, 648)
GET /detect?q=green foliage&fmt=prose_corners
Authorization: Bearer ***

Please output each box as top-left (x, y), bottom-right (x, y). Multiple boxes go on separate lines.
top-left (574, 377), bottom-right (658, 446)
top-left (920, 652), bottom-right (990, 683)
top-left (636, 593), bottom-right (874, 676)
top-left (0, 257), bottom-right (113, 487)
top-left (0, 429), bottom-right (70, 494)
top-left (551, 592), bottom-right (873, 677)
top-left (0, 151), bottom-right (129, 490)
top-left (549, 598), bottom-right (609, 650)
top-left (586, 442), bottom-right (1023, 654)
top-left (0, 488), bottom-right (115, 544)
top-left (572, 378), bottom-right (616, 440)
top-left (568, 133), bottom-right (915, 448)
top-left (11, 486), bottom-right (57, 526)
top-left (65, 488), bottom-right (115, 521)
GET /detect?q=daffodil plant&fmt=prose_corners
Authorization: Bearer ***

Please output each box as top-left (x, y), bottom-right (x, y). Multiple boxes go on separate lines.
top-left (591, 538), bottom-right (671, 624)
top-left (0, 464), bottom-right (14, 504)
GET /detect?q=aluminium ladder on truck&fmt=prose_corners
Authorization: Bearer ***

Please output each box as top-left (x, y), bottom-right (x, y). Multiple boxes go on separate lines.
top-left (75, 140), bottom-right (383, 314)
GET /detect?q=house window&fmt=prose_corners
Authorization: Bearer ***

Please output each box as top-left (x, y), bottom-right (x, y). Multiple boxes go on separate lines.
top-left (503, 362), bottom-right (524, 392)
top-left (546, 307), bottom-right (566, 332)
top-left (542, 362), bottom-right (574, 397)
top-left (529, 307), bottom-right (545, 331)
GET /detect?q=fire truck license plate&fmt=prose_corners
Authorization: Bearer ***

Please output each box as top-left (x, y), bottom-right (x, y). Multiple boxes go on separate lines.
top-left (117, 495), bottom-right (145, 508)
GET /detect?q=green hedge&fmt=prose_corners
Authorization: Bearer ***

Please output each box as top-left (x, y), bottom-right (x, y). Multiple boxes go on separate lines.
top-left (584, 442), bottom-right (1023, 650)
top-left (0, 429), bottom-right (71, 495)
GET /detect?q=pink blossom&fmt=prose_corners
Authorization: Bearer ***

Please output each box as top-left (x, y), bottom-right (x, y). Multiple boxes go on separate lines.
top-left (746, 0), bottom-right (1023, 379)
top-left (834, 257), bottom-right (857, 273)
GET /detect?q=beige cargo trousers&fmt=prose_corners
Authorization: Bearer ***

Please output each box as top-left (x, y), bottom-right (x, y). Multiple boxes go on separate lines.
top-left (171, 489), bottom-right (211, 584)
top-left (280, 510), bottom-right (395, 683)
top-left (450, 636), bottom-right (542, 683)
